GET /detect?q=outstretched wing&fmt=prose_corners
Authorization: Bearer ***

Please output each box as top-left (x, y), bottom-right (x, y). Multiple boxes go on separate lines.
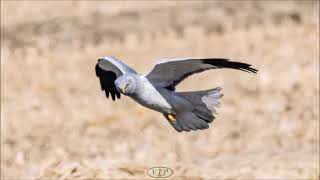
top-left (95, 57), bottom-right (137, 101)
top-left (145, 58), bottom-right (257, 90)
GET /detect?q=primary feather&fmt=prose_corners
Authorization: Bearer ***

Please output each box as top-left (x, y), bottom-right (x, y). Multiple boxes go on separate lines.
top-left (145, 58), bottom-right (257, 90)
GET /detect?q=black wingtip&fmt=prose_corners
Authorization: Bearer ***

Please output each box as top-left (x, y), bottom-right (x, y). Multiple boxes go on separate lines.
top-left (202, 58), bottom-right (258, 74)
top-left (105, 91), bottom-right (110, 98)
top-left (95, 64), bottom-right (100, 77)
top-left (95, 62), bottom-right (121, 101)
top-left (116, 92), bottom-right (121, 99)
top-left (237, 64), bottom-right (258, 74)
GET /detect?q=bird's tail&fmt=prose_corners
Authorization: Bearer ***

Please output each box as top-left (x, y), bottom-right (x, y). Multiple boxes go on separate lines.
top-left (177, 87), bottom-right (223, 123)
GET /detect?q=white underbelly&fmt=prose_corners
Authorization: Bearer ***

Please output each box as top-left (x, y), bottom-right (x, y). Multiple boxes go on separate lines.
top-left (133, 78), bottom-right (172, 112)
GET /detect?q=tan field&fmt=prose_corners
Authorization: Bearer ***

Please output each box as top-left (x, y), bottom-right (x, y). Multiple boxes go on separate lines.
top-left (1, 1), bottom-right (319, 179)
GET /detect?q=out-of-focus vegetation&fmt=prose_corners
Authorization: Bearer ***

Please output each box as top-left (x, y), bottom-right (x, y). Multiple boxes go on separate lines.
top-left (1, 1), bottom-right (319, 179)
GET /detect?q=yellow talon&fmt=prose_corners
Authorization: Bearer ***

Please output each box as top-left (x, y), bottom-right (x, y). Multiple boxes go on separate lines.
top-left (168, 114), bottom-right (176, 123)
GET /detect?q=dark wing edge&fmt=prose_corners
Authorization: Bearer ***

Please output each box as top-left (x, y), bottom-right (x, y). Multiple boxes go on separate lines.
top-left (201, 58), bottom-right (258, 74)
top-left (165, 58), bottom-right (258, 90)
top-left (146, 58), bottom-right (258, 91)
top-left (95, 64), bottom-right (121, 101)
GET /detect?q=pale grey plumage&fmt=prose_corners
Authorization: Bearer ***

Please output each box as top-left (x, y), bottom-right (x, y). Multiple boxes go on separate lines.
top-left (96, 56), bottom-right (257, 132)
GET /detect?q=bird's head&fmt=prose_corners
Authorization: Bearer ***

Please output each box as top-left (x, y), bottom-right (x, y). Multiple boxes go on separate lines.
top-left (114, 74), bottom-right (137, 95)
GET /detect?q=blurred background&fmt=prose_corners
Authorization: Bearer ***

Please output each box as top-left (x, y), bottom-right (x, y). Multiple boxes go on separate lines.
top-left (1, 1), bottom-right (319, 179)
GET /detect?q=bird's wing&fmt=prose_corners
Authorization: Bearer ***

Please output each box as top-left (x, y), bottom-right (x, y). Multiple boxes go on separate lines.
top-left (145, 58), bottom-right (257, 90)
top-left (95, 57), bottom-right (137, 101)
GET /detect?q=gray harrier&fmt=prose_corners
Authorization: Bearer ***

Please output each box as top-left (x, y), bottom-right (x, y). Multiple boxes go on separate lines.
top-left (95, 57), bottom-right (257, 132)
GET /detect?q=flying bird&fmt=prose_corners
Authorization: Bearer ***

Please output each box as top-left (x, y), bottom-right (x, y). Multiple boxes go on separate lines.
top-left (95, 57), bottom-right (257, 132)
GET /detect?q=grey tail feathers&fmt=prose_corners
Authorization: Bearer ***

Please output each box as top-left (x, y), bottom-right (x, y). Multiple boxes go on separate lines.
top-left (177, 87), bottom-right (223, 123)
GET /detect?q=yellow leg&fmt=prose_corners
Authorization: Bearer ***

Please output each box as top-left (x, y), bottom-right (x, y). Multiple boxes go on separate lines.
top-left (167, 114), bottom-right (176, 123)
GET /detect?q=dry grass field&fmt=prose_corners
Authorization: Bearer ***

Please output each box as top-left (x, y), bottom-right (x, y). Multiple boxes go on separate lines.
top-left (1, 1), bottom-right (319, 179)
